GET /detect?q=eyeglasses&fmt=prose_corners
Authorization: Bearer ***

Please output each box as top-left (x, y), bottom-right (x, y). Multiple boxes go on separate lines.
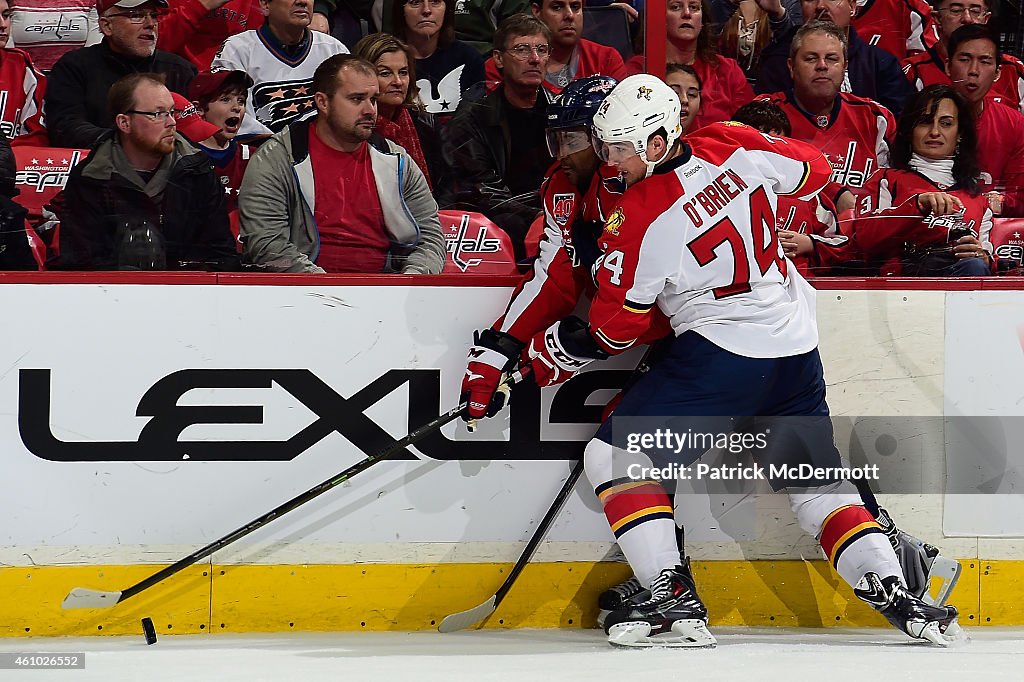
top-left (126, 109), bottom-right (178, 123)
top-left (405, 0), bottom-right (445, 8)
top-left (106, 9), bottom-right (167, 24)
top-left (504, 43), bottom-right (551, 60)
top-left (937, 5), bottom-right (990, 19)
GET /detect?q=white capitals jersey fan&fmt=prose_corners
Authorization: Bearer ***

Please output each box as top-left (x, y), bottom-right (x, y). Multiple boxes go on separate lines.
top-left (588, 122), bottom-right (834, 359)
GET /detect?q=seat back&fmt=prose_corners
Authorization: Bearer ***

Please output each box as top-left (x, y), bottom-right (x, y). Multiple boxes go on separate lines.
top-left (990, 218), bottom-right (1024, 273)
top-left (438, 210), bottom-right (519, 274)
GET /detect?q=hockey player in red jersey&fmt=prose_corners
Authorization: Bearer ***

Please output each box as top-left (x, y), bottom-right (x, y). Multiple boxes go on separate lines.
top-left (757, 21), bottom-right (896, 197)
top-left (461, 75), bottom-right (672, 426)
top-left (518, 73), bottom-right (961, 648)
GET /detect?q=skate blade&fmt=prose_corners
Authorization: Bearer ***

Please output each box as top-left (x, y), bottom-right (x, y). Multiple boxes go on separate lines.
top-left (607, 619), bottom-right (717, 649)
top-left (597, 609), bottom-right (610, 630)
top-left (924, 556), bottom-right (962, 607)
top-left (911, 618), bottom-right (969, 648)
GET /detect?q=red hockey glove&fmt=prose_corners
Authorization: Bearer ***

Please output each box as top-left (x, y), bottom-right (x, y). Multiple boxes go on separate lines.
top-left (523, 318), bottom-right (602, 387)
top-left (461, 328), bottom-right (523, 422)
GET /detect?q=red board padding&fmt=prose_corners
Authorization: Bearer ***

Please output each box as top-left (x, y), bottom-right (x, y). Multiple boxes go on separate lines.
top-left (438, 210), bottom-right (519, 275)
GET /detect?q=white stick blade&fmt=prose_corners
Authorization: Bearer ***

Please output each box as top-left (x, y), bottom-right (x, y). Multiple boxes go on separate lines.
top-left (61, 587), bottom-right (123, 609)
top-left (437, 597), bottom-right (497, 633)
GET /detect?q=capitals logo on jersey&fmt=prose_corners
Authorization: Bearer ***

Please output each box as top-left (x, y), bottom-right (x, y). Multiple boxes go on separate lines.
top-left (921, 211), bottom-right (977, 241)
top-left (252, 78), bottom-right (316, 131)
top-left (827, 140), bottom-right (874, 188)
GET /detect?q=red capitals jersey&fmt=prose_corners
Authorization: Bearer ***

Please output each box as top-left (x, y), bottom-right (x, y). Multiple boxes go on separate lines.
top-left (902, 48), bottom-right (1024, 114)
top-left (845, 168), bottom-right (992, 275)
top-left (852, 0), bottom-right (939, 60)
top-left (777, 189), bottom-right (843, 277)
top-left (201, 140), bottom-right (251, 213)
top-left (757, 92), bottom-right (895, 194)
top-left (0, 48), bottom-right (47, 146)
top-left (586, 122), bottom-right (833, 359)
top-left (494, 162), bottom-right (650, 342)
top-left (976, 99), bottom-right (1024, 216)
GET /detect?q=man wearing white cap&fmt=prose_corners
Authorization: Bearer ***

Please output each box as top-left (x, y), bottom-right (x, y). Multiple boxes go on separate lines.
top-left (44, 0), bottom-right (196, 148)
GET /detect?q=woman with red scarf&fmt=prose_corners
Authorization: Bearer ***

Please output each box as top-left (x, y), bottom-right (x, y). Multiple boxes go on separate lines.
top-left (353, 33), bottom-right (436, 189)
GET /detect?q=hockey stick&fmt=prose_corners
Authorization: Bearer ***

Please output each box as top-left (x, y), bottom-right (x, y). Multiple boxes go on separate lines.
top-left (62, 370), bottom-right (525, 610)
top-left (437, 458), bottom-right (585, 632)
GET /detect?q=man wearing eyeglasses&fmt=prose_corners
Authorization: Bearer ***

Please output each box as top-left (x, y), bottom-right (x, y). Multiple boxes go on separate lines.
top-left (901, 0), bottom-right (1024, 113)
top-left (483, 0), bottom-right (627, 92)
top-left (439, 14), bottom-right (555, 263)
top-left (53, 72), bottom-right (239, 270)
top-left (44, 0), bottom-right (197, 149)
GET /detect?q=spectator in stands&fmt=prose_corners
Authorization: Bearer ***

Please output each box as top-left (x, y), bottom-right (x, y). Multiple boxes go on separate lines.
top-left (902, 0), bottom-right (1024, 113)
top-left (53, 73), bottom-right (239, 271)
top-left (756, 0), bottom-right (912, 116)
top-left (0, 129), bottom-right (36, 269)
top-left (639, 0), bottom-right (753, 130)
top-left (45, 0), bottom-right (197, 149)
top-left (158, 1), bottom-right (264, 70)
top-left (484, 0), bottom-right (627, 90)
top-left (850, 0), bottom-right (939, 60)
top-left (187, 69), bottom-right (254, 213)
top-left (715, 0), bottom-right (798, 85)
top-left (946, 24), bottom-right (1024, 217)
top-left (238, 54), bottom-right (444, 273)
top-left (784, 85), bottom-right (993, 276)
top-left (9, 0), bottom-right (101, 73)
top-left (354, 33), bottom-right (437, 187)
top-left (392, 0), bottom-right (485, 121)
top-left (455, 0), bottom-right (532, 55)
top-left (211, 0), bottom-right (349, 136)
top-left (438, 14), bottom-right (554, 262)
top-left (665, 63), bottom-right (702, 134)
top-left (0, 1), bottom-right (47, 145)
top-left (757, 21), bottom-right (896, 195)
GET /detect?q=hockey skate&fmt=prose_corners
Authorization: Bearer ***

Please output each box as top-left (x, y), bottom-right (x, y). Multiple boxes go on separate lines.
top-left (596, 576), bottom-right (650, 629)
top-left (854, 572), bottom-right (966, 647)
top-left (603, 559), bottom-right (717, 648)
top-left (876, 507), bottom-right (962, 606)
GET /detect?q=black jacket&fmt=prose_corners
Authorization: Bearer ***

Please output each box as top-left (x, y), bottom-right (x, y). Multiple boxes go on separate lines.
top-left (44, 39), bottom-right (196, 149)
top-left (438, 85), bottom-right (552, 259)
top-left (756, 27), bottom-right (912, 117)
top-left (52, 133), bottom-right (239, 271)
top-left (0, 132), bottom-right (36, 270)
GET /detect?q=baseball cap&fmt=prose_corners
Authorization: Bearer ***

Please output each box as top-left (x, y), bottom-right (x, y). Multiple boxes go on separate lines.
top-left (171, 92), bottom-right (221, 143)
top-left (97, 0), bottom-right (169, 14)
top-left (188, 69), bottom-right (254, 103)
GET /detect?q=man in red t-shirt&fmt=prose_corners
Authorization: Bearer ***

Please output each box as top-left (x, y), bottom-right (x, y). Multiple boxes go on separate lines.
top-left (239, 54), bottom-right (445, 273)
top-left (483, 0), bottom-right (627, 92)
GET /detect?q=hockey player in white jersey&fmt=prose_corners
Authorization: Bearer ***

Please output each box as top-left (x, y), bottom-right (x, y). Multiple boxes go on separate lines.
top-left (517, 74), bottom-right (962, 648)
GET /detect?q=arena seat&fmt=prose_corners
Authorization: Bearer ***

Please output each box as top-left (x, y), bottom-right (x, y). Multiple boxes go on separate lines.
top-left (990, 218), bottom-right (1024, 274)
top-left (438, 210), bottom-right (518, 274)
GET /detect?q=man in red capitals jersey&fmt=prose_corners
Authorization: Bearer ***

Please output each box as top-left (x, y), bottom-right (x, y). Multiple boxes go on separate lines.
top-left (519, 73), bottom-right (961, 648)
top-left (757, 21), bottom-right (896, 198)
top-left (901, 0), bottom-right (1024, 113)
top-left (460, 75), bottom-right (672, 424)
top-left (946, 24), bottom-right (1024, 216)
top-left (852, 0), bottom-right (939, 60)
top-left (0, 0), bottom-right (47, 145)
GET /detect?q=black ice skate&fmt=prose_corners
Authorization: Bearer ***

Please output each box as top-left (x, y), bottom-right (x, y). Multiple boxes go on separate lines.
top-left (603, 559), bottom-right (716, 648)
top-left (596, 576), bottom-right (650, 629)
top-left (854, 572), bottom-right (965, 647)
top-left (876, 507), bottom-right (961, 606)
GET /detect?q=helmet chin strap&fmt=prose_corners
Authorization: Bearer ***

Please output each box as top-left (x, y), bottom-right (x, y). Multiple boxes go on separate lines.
top-left (639, 144), bottom-right (668, 180)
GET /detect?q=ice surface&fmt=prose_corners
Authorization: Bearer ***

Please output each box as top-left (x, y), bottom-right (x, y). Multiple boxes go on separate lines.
top-left (0, 627), bottom-right (1020, 681)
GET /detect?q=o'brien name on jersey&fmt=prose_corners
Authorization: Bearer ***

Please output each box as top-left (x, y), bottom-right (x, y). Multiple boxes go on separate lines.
top-left (680, 169), bottom-right (749, 227)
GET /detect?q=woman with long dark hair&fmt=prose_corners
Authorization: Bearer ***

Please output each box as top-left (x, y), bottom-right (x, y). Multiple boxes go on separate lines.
top-left (784, 85), bottom-right (992, 276)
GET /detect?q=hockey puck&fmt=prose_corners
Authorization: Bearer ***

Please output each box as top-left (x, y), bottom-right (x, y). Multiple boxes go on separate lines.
top-left (141, 617), bottom-right (157, 645)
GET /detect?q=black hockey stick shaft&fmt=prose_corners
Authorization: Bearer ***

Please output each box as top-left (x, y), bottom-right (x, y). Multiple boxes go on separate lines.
top-left (493, 458), bottom-right (584, 606)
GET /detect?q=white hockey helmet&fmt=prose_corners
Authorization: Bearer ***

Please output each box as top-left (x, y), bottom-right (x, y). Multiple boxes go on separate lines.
top-left (591, 74), bottom-right (682, 179)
